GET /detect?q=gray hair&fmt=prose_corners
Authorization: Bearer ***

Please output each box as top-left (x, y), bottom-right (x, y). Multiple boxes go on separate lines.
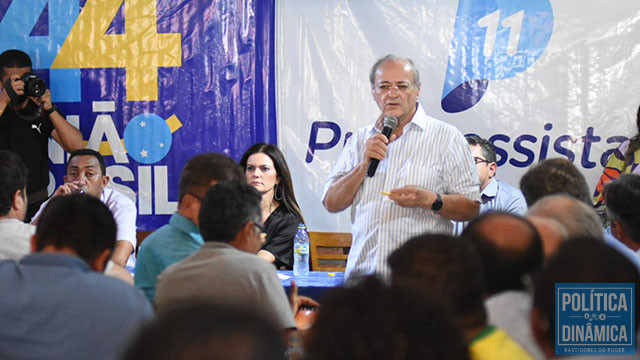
top-left (369, 54), bottom-right (421, 89)
top-left (527, 194), bottom-right (604, 240)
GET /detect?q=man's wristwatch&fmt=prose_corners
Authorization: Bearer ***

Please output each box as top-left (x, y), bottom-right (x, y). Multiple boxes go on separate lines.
top-left (44, 104), bottom-right (58, 116)
top-left (431, 192), bottom-right (443, 211)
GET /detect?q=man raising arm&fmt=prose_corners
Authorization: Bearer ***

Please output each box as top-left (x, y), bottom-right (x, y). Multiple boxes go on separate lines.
top-left (0, 50), bottom-right (83, 220)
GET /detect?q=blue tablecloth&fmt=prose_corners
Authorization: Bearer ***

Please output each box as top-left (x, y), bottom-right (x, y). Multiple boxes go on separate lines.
top-left (278, 270), bottom-right (345, 302)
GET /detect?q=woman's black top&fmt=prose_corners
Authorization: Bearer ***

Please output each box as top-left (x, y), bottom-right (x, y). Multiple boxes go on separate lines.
top-left (263, 205), bottom-right (301, 270)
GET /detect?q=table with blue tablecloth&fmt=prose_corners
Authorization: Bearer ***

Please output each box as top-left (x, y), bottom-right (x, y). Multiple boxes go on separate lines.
top-left (278, 270), bottom-right (345, 301)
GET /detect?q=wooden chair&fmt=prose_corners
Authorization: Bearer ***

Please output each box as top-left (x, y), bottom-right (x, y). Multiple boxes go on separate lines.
top-left (309, 232), bottom-right (352, 272)
top-left (136, 231), bottom-right (153, 255)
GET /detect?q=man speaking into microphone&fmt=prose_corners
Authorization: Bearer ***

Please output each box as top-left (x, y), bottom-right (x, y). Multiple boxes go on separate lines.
top-left (322, 54), bottom-right (480, 280)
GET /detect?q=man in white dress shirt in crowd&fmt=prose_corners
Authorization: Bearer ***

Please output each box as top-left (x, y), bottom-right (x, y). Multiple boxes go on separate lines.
top-left (32, 149), bottom-right (137, 270)
top-left (323, 54), bottom-right (480, 280)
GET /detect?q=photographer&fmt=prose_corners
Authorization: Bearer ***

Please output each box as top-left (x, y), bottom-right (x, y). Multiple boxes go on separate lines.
top-left (0, 49), bottom-right (83, 221)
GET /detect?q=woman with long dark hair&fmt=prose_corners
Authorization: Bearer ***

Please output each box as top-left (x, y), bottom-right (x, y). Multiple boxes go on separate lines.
top-left (240, 143), bottom-right (304, 269)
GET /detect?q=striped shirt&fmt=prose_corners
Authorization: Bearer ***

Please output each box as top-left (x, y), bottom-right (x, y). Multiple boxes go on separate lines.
top-left (323, 104), bottom-right (480, 280)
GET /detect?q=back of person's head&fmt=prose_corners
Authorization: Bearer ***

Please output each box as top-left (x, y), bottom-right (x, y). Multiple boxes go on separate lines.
top-left (35, 195), bottom-right (116, 264)
top-left (178, 153), bottom-right (243, 204)
top-left (604, 174), bottom-right (640, 245)
top-left (0, 49), bottom-right (31, 75)
top-left (198, 180), bottom-right (261, 243)
top-left (388, 234), bottom-right (486, 328)
top-left (526, 215), bottom-right (569, 262)
top-left (123, 303), bottom-right (285, 360)
top-left (305, 276), bottom-right (470, 360)
top-left (519, 158), bottom-right (591, 206)
top-left (527, 194), bottom-right (604, 240)
top-left (0, 150), bottom-right (28, 216)
top-left (67, 148), bottom-right (107, 175)
top-left (462, 211), bottom-right (543, 295)
top-left (465, 135), bottom-right (497, 163)
top-left (532, 240), bottom-right (640, 352)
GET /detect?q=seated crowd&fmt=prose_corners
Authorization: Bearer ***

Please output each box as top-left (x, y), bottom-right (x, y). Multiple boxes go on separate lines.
top-left (1, 139), bottom-right (640, 360)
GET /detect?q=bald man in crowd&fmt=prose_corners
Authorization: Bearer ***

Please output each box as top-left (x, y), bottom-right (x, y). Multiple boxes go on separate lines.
top-left (520, 158), bottom-right (640, 268)
top-left (389, 234), bottom-right (533, 359)
top-left (525, 216), bottom-right (568, 263)
top-left (461, 212), bottom-right (545, 359)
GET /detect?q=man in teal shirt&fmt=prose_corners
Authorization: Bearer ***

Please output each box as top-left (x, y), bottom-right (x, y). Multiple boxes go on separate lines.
top-left (134, 153), bottom-right (243, 301)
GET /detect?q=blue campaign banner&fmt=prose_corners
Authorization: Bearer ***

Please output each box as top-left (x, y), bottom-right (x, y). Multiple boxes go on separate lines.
top-left (442, 0), bottom-right (554, 113)
top-left (0, 0), bottom-right (276, 230)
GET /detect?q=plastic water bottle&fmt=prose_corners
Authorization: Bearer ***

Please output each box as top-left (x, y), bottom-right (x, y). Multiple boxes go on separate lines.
top-left (293, 223), bottom-right (310, 276)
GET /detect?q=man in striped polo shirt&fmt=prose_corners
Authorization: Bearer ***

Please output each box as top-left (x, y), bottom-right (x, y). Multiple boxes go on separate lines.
top-left (323, 54), bottom-right (481, 280)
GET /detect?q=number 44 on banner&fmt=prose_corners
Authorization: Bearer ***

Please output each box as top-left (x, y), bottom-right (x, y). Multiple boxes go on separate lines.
top-left (53, 0), bottom-right (182, 101)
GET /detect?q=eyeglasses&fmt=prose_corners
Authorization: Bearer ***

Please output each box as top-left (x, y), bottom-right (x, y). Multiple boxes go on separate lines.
top-left (374, 83), bottom-right (413, 94)
top-left (473, 157), bottom-right (490, 165)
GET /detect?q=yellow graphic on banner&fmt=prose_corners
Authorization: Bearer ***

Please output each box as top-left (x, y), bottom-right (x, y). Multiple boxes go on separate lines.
top-left (83, 114), bottom-right (182, 156)
top-left (165, 114), bottom-right (183, 133)
top-left (52, 0), bottom-right (182, 101)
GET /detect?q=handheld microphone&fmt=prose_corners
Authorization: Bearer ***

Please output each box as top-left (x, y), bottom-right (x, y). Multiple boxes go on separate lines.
top-left (367, 115), bottom-right (398, 177)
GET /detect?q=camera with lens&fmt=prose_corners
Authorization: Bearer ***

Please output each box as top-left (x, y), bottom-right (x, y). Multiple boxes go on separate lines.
top-left (20, 72), bottom-right (47, 97)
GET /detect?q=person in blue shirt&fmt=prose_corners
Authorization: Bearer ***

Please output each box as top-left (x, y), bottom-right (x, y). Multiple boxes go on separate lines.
top-left (134, 153), bottom-right (244, 302)
top-left (0, 194), bottom-right (153, 360)
top-left (467, 135), bottom-right (527, 215)
top-left (453, 135), bottom-right (527, 235)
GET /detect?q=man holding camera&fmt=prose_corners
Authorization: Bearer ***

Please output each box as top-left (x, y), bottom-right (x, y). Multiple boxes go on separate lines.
top-left (0, 50), bottom-right (83, 221)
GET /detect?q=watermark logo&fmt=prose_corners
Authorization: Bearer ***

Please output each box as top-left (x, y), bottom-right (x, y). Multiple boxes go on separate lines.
top-left (556, 283), bottom-right (635, 356)
top-left (442, 0), bottom-right (554, 113)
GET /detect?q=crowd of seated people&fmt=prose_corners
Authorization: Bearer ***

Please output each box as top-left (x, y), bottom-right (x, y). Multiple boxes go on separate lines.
top-left (2, 120), bottom-right (640, 358)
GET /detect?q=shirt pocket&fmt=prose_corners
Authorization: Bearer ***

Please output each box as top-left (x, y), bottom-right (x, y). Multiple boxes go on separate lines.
top-left (391, 155), bottom-right (441, 191)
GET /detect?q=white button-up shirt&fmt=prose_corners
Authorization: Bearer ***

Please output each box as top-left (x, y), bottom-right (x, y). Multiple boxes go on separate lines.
top-left (323, 104), bottom-right (480, 279)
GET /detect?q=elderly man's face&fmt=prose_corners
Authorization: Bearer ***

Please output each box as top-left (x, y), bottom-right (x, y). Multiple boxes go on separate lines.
top-left (371, 60), bottom-right (421, 123)
top-left (64, 155), bottom-right (109, 198)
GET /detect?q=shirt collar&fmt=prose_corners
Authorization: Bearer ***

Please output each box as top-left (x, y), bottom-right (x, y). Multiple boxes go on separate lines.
top-left (409, 103), bottom-right (428, 130)
top-left (481, 178), bottom-right (498, 199)
top-left (20, 253), bottom-right (91, 272)
top-left (170, 212), bottom-right (204, 243)
top-left (201, 242), bottom-right (236, 251)
top-left (368, 103), bottom-right (429, 134)
top-left (99, 187), bottom-right (108, 202)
